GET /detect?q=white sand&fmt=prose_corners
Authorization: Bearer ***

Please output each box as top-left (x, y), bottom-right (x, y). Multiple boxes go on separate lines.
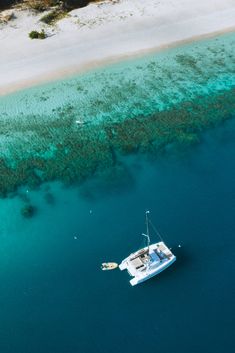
top-left (0, 0), bottom-right (235, 95)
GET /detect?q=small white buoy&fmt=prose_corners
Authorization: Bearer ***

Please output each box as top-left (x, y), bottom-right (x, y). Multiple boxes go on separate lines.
top-left (89, 210), bottom-right (92, 214)
top-left (74, 236), bottom-right (78, 240)
top-left (26, 190), bottom-right (29, 193)
top-left (178, 244), bottom-right (182, 248)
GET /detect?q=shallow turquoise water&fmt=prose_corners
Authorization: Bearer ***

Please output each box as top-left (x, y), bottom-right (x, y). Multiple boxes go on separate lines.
top-left (2, 33), bottom-right (235, 119)
top-left (0, 118), bottom-right (235, 353)
top-left (0, 32), bottom-right (235, 169)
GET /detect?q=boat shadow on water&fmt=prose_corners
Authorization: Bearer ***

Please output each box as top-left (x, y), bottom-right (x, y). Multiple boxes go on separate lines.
top-left (138, 246), bottom-right (192, 289)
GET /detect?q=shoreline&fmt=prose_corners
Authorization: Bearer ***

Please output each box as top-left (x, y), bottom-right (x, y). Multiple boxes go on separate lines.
top-left (0, 0), bottom-right (235, 96)
top-left (0, 21), bottom-right (235, 197)
top-left (1, 26), bottom-right (235, 97)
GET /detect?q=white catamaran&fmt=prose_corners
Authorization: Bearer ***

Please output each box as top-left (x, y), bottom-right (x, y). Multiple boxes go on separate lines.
top-left (119, 211), bottom-right (176, 286)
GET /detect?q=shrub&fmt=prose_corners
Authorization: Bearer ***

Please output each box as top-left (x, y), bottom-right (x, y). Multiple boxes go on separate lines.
top-left (40, 9), bottom-right (67, 24)
top-left (24, 0), bottom-right (59, 12)
top-left (1, 1), bottom-right (96, 12)
top-left (28, 29), bottom-right (46, 39)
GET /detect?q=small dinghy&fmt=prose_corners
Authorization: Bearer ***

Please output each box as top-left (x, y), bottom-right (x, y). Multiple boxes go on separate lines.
top-left (101, 262), bottom-right (118, 271)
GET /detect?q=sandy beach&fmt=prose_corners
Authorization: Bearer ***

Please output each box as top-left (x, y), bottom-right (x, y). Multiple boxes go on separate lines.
top-left (0, 0), bottom-right (235, 95)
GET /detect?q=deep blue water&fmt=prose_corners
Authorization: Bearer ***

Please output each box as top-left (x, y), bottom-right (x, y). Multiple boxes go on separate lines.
top-left (0, 117), bottom-right (234, 353)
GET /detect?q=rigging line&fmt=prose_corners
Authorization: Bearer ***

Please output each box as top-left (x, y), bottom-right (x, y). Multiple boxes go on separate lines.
top-left (148, 218), bottom-right (164, 242)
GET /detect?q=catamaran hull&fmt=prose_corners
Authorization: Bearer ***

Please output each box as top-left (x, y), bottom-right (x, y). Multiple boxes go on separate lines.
top-left (119, 254), bottom-right (176, 286)
top-left (119, 213), bottom-right (176, 286)
top-left (129, 256), bottom-right (176, 286)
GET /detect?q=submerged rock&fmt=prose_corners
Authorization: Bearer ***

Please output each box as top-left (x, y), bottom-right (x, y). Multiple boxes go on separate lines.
top-left (21, 204), bottom-right (37, 218)
top-left (44, 192), bottom-right (55, 205)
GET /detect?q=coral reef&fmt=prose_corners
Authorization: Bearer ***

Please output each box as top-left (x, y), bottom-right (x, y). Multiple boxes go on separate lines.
top-left (0, 88), bottom-right (234, 198)
top-left (0, 33), bottom-right (234, 198)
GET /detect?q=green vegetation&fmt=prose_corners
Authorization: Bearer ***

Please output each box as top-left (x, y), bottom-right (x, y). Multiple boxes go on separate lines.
top-left (24, 0), bottom-right (60, 12)
top-left (28, 29), bottom-right (46, 39)
top-left (0, 0), bottom-right (95, 12)
top-left (40, 9), bottom-right (68, 24)
top-left (1, 1), bottom-right (101, 14)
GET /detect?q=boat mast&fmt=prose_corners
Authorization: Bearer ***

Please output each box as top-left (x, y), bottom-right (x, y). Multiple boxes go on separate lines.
top-left (142, 210), bottom-right (150, 253)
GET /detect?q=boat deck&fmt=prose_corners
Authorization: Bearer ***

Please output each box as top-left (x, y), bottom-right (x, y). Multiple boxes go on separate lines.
top-left (119, 241), bottom-right (176, 284)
